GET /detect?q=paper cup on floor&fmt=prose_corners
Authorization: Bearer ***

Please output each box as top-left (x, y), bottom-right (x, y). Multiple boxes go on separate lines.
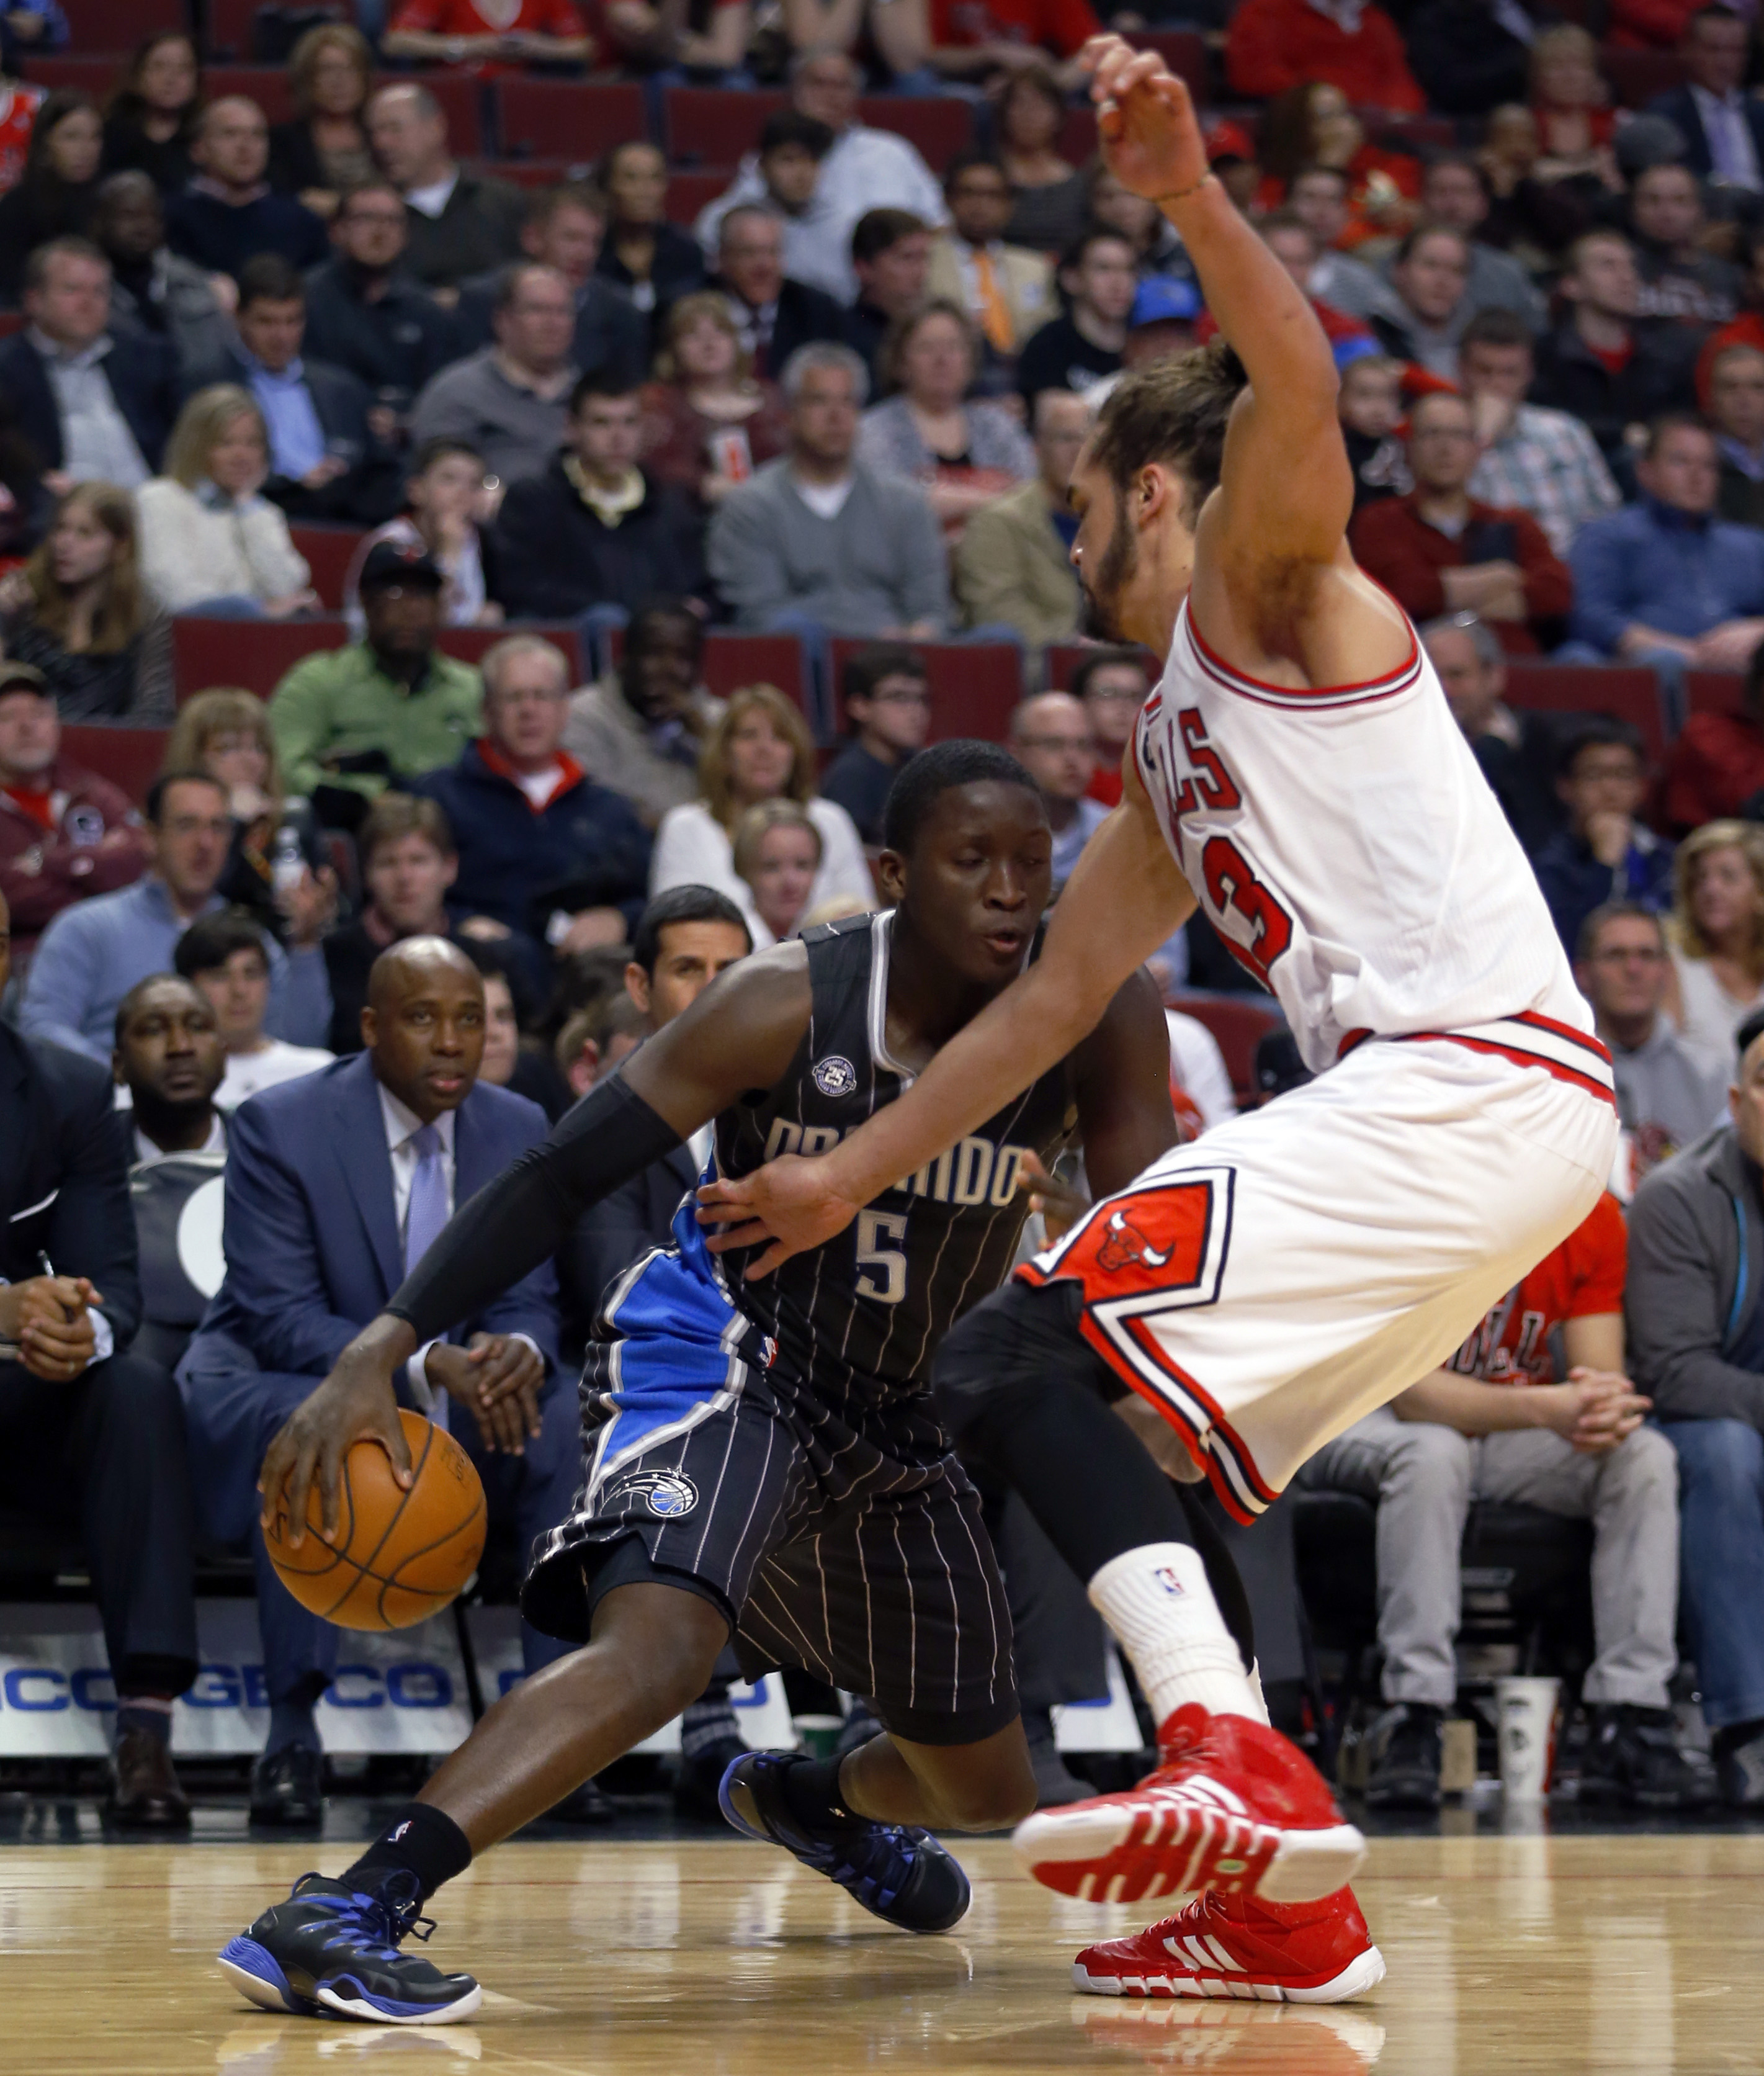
top-left (1495, 1676), bottom-right (1560, 1800)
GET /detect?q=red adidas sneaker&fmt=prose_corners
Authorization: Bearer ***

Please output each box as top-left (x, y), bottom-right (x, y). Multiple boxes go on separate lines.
top-left (1072, 1886), bottom-right (1385, 2003)
top-left (1013, 1705), bottom-right (1366, 1907)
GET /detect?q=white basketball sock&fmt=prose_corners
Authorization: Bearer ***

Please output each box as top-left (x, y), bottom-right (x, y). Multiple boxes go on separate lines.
top-left (1245, 1660), bottom-right (1272, 1729)
top-left (1086, 1542), bottom-right (1260, 1728)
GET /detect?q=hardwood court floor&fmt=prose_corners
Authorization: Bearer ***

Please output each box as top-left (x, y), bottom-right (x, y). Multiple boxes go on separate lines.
top-left (4, 1831), bottom-right (1763, 2075)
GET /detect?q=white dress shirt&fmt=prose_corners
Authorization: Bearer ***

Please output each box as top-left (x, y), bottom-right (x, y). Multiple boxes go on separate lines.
top-left (405, 168), bottom-right (460, 218)
top-left (32, 328), bottom-right (150, 490)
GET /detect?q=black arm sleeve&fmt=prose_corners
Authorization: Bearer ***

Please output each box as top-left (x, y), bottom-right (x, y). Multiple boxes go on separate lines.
top-left (384, 1076), bottom-right (684, 1344)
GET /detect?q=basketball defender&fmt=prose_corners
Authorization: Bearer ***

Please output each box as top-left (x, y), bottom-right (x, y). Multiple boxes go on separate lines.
top-left (699, 38), bottom-right (1621, 2001)
top-left (220, 745), bottom-right (1317, 2025)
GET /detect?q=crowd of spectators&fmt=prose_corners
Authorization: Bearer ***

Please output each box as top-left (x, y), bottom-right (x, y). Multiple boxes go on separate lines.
top-left (13, 0), bottom-right (1764, 1833)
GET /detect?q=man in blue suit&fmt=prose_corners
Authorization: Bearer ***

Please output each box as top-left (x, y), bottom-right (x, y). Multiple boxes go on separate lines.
top-left (1647, 8), bottom-right (1764, 192)
top-left (179, 938), bottom-right (576, 1825)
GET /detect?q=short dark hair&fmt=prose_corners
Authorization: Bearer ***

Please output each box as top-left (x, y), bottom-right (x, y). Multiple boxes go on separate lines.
top-left (882, 739), bottom-right (1041, 854)
top-left (1459, 305), bottom-right (1534, 355)
top-left (145, 769), bottom-right (227, 826)
top-left (944, 146), bottom-right (1005, 196)
top-left (631, 885), bottom-right (752, 975)
top-left (411, 434), bottom-right (484, 475)
top-left (114, 972), bottom-right (207, 1048)
top-left (459, 932), bottom-right (537, 1027)
top-left (1089, 341), bottom-right (1248, 521)
top-left (1738, 1002), bottom-right (1764, 1061)
top-left (1070, 647), bottom-right (1149, 703)
top-left (357, 790), bottom-right (455, 867)
top-left (1059, 227), bottom-right (1135, 276)
top-left (494, 259), bottom-right (562, 315)
top-left (1422, 151), bottom-right (1490, 196)
top-left (24, 235), bottom-right (107, 295)
top-left (1556, 716), bottom-right (1645, 780)
top-left (851, 207), bottom-right (928, 266)
top-left (526, 178), bottom-right (607, 228)
top-left (1575, 899), bottom-right (1664, 964)
top-left (336, 174), bottom-right (404, 213)
top-left (626, 598), bottom-right (703, 658)
top-left (1690, 2), bottom-right (1746, 30)
top-left (758, 109), bottom-right (834, 159)
top-left (1643, 409), bottom-right (1713, 459)
top-left (174, 907), bottom-right (271, 979)
top-left (1394, 223), bottom-right (1469, 269)
top-left (843, 643), bottom-right (927, 712)
top-left (570, 368), bottom-right (642, 416)
top-left (236, 253), bottom-right (305, 310)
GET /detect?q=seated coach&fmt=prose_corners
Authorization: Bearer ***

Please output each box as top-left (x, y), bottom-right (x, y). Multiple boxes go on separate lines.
top-left (0, 889), bottom-right (199, 1828)
top-left (177, 938), bottom-right (576, 1827)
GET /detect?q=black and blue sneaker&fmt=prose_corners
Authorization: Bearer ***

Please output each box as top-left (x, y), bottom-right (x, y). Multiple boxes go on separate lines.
top-left (217, 1871), bottom-right (481, 2024)
top-left (718, 1750), bottom-right (971, 1933)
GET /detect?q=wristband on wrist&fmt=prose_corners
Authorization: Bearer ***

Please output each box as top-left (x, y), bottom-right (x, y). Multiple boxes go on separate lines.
top-left (1155, 172), bottom-right (1215, 206)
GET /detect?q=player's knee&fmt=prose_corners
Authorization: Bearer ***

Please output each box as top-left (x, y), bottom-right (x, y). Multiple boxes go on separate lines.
top-left (921, 1737), bottom-right (1038, 1831)
top-left (590, 1583), bottom-right (728, 1719)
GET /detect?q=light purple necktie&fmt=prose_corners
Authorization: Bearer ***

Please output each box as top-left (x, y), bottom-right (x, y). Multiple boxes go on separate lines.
top-left (405, 1123), bottom-right (451, 1429)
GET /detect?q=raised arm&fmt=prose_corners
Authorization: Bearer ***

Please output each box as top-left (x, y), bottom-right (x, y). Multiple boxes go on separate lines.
top-left (699, 760), bottom-right (1196, 1273)
top-left (259, 946), bottom-right (812, 1542)
top-left (1084, 37), bottom-right (1407, 686)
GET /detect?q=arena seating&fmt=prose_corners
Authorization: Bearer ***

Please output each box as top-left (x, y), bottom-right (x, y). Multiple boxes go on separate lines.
top-left (1166, 990), bottom-right (1284, 1102)
top-left (61, 725), bottom-right (171, 806)
top-left (830, 638), bottom-right (1021, 744)
top-left (496, 78), bottom-right (647, 161)
top-left (1687, 672), bottom-right (1747, 719)
top-left (1504, 662), bottom-right (1669, 766)
top-left (288, 526), bottom-right (367, 613)
top-left (169, 614), bottom-right (585, 699)
top-left (601, 626), bottom-right (815, 714)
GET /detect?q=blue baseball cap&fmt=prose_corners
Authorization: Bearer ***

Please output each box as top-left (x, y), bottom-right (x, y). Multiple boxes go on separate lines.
top-left (1129, 276), bottom-right (1202, 328)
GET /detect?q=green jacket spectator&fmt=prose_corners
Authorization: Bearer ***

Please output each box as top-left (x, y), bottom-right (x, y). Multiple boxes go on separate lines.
top-left (267, 541), bottom-right (481, 817)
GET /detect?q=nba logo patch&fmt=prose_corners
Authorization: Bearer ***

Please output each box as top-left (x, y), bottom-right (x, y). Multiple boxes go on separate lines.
top-left (813, 1055), bottom-right (857, 1097)
top-left (607, 1470), bottom-right (701, 1519)
top-left (1153, 1566), bottom-right (1186, 1597)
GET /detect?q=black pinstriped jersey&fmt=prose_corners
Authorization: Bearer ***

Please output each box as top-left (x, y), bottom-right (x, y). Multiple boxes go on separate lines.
top-left (712, 909), bottom-right (1078, 1442)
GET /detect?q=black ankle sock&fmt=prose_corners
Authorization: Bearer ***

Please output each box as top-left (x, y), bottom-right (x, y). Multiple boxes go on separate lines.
top-left (342, 1802), bottom-right (473, 1905)
top-left (782, 1755), bottom-right (867, 1834)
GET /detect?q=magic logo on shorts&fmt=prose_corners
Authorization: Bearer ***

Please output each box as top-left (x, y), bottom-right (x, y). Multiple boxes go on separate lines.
top-left (607, 1470), bottom-right (700, 1519)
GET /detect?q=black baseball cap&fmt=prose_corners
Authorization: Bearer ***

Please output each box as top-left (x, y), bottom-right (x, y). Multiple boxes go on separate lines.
top-left (357, 539), bottom-right (445, 594)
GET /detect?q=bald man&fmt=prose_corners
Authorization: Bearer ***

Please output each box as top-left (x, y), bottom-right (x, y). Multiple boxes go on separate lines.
top-left (1010, 692), bottom-right (1107, 884)
top-left (178, 937), bottom-right (574, 1826)
top-left (166, 96), bottom-right (328, 282)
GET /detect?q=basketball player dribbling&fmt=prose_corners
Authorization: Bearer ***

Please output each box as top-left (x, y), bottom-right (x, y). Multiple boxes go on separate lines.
top-left (220, 740), bottom-right (1329, 2024)
top-left (699, 35), bottom-right (1621, 2002)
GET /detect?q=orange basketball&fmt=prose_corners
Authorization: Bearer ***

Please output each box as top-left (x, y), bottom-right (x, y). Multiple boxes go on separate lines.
top-left (264, 1410), bottom-right (486, 1631)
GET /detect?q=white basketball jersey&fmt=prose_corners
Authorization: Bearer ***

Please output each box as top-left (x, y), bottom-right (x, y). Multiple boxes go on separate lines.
top-left (1135, 602), bottom-right (1587, 1074)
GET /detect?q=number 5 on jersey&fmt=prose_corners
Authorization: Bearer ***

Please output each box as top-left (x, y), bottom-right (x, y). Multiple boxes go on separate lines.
top-left (856, 1209), bottom-right (908, 1304)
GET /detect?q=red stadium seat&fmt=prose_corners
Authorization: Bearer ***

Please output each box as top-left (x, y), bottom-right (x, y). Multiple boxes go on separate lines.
top-left (1045, 640), bottom-right (1158, 691)
top-left (0, 312), bottom-right (22, 339)
top-left (172, 615), bottom-right (347, 701)
top-left (438, 622), bottom-right (584, 676)
top-left (856, 94), bottom-right (974, 174)
top-left (604, 627), bottom-right (813, 714)
top-left (203, 64), bottom-right (296, 123)
top-left (1688, 670), bottom-right (1747, 717)
top-left (1166, 992), bottom-right (1283, 1102)
top-left (666, 169), bottom-right (730, 225)
top-left (289, 526), bottom-right (368, 611)
top-left (663, 86), bottom-right (786, 166)
top-left (14, 56), bottom-right (117, 95)
top-left (60, 726), bottom-right (171, 807)
top-left (1130, 30), bottom-right (1209, 97)
top-left (1502, 662), bottom-right (1668, 765)
top-left (1058, 105), bottom-right (1099, 169)
top-left (1600, 44), bottom-right (1688, 107)
top-left (830, 640), bottom-right (1023, 742)
top-left (495, 78), bottom-right (647, 161)
top-left (59, 0), bottom-right (183, 52)
top-left (478, 156), bottom-right (590, 187)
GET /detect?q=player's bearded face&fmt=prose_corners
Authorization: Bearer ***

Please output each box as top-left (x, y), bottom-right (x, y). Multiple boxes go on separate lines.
top-left (1080, 488), bottom-right (1138, 642)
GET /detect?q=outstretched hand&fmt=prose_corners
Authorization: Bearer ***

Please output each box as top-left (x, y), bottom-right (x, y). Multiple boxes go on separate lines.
top-left (1081, 34), bottom-right (1208, 204)
top-left (695, 1154), bottom-right (866, 1280)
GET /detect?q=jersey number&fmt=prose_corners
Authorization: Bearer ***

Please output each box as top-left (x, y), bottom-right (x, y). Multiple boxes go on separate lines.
top-left (855, 1210), bottom-right (908, 1305)
top-left (1202, 835), bottom-right (1294, 990)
